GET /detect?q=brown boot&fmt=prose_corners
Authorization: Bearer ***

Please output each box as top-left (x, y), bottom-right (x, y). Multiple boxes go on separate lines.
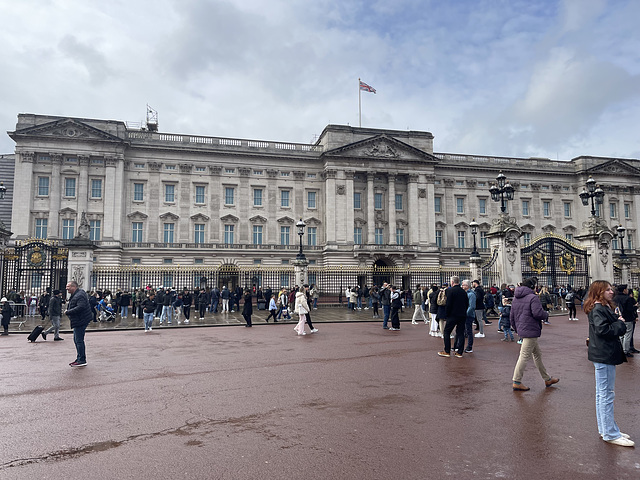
top-left (513, 383), bottom-right (530, 391)
top-left (545, 377), bottom-right (560, 387)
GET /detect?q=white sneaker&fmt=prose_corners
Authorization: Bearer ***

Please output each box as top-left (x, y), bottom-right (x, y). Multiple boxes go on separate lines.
top-left (412, 321), bottom-right (418, 325)
top-left (149, 327), bottom-right (152, 331)
top-left (310, 328), bottom-right (318, 333)
top-left (606, 436), bottom-right (635, 447)
top-left (474, 333), bottom-right (485, 338)
top-left (184, 320), bottom-right (189, 324)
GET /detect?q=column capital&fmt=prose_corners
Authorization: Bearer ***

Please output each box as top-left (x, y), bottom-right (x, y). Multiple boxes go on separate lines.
top-left (20, 151), bottom-right (35, 163)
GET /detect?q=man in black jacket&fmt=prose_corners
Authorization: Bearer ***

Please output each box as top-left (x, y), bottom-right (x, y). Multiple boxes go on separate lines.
top-left (65, 281), bottom-right (93, 367)
top-left (43, 289), bottom-right (63, 341)
top-left (614, 285), bottom-right (636, 357)
top-left (439, 276), bottom-right (469, 358)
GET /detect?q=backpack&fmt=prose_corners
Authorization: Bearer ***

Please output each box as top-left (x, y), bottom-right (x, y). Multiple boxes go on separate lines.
top-left (565, 292), bottom-right (574, 301)
top-left (437, 289), bottom-right (447, 306)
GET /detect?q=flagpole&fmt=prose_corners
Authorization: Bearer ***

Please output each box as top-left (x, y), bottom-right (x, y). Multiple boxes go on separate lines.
top-left (358, 78), bottom-right (362, 128)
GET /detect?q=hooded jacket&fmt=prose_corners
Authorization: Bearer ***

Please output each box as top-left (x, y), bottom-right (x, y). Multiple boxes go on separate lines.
top-left (588, 303), bottom-right (627, 365)
top-left (511, 285), bottom-right (548, 338)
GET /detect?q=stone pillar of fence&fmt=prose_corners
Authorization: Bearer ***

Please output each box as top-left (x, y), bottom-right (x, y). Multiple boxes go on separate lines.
top-left (486, 213), bottom-right (522, 287)
top-left (293, 258), bottom-right (309, 288)
top-left (469, 256), bottom-right (481, 283)
top-left (65, 234), bottom-right (95, 293)
top-left (575, 216), bottom-right (614, 284)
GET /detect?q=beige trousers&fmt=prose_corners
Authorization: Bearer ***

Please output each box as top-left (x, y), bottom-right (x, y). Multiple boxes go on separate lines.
top-left (512, 337), bottom-right (551, 383)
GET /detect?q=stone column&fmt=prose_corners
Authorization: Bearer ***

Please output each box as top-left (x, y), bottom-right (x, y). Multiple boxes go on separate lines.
top-left (388, 174), bottom-right (397, 245)
top-left (49, 154), bottom-right (63, 239)
top-left (77, 155), bottom-right (89, 219)
top-left (112, 156), bottom-right (125, 241)
top-left (469, 256), bottom-right (481, 282)
top-left (367, 173), bottom-right (375, 244)
top-left (293, 258), bottom-right (309, 287)
top-left (425, 175), bottom-right (436, 245)
top-left (66, 238), bottom-right (95, 292)
top-left (486, 214), bottom-right (522, 287)
top-left (575, 216), bottom-right (614, 283)
top-left (324, 169), bottom-right (337, 244)
top-left (11, 151), bottom-right (34, 238)
top-left (103, 157), bottom-right (117, 240)
top-left (407, 174), bottom-right (419, 245)
top-left (345, 171), bottom-right (355, 244)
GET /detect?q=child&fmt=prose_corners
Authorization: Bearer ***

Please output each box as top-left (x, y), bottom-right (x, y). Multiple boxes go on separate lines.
top-left (500, 297), bottom-right (514, 342)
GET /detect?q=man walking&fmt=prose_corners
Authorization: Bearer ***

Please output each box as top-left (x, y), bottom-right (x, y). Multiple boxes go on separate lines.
top-left (411, 284), bottom-right (427, 324)
top-left (380, 282), bottom-right (392, 329)
top-left (473, 280), bottom-right (488, 337)
top-left (42, 289), bottom-right (63, 341)
top-left (438, 276), bottom-right (468, 358)
top-left (65, 281), bottom-right (93, 367)
top-left (462, 280), bottom-right (476, 353)
top-left (614, 285), bottom-right (636, 357)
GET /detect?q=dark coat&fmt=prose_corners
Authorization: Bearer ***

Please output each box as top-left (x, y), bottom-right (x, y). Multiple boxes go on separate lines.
top-left (65, 288), bottom-right (93, 328)
top-left (474, 286), bottom-right (485, 310)
top-left (428, 289), bottom-right (439, 314)
top-left (48, 295), bottom-right (62, 317)
top-left (614, 293), bottom-right (636, 322)
top-left (588, 303), bottom-right (627, 365)
top-left (1, 302), bottom-right (13, 327)
top-left (142, 298), bottom-right (157, 314)
top-left (242, 293), bottom-right (253, 316)
top-left (445, 285), bottom-right (468, 319)
top-left (511, 286), bottom-right (548, 338)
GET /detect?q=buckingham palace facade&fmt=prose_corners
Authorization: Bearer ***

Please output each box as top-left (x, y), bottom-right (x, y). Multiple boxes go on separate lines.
top-left (5, 113), bottom-right (640, 283)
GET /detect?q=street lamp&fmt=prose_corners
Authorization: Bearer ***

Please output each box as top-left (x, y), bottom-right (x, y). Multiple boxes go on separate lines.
top-left (579, 176), bottom-right (605, 217)
top-left (615, 224), bottom-right (627, 258)
top-left (0, 182), bottom-right (6, 200)
top-left (489, 171), bottom-right (514, 213)
top-left (469, 218), bottom-right (480, 260)
top-left (296, 218), bottom-right (306, 261)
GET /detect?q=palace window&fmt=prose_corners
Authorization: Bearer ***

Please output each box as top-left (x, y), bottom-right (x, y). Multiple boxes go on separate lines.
top-left (354, 227), bottom-right (362, 245)
top-left (354, 192), bottom-right (362, 209)
top-left (253, 188), bottom-right (263, 207)
top-left (480, 231), bottom-right (488, 249)
top-left (281, 190), bottom-right (290, 207)
top-left (62, 219), bottom-right (75, 240)
top-left (435, 230), bottom-right (442, 248)
top-left (307, 226), bottom-right (317, 246)
top-left (194, 224), bottom-right (205, 244)
top-left (90, 220), bottom-right (101, 241)
top-left (307, 191), bottom-right (317, 209)
top-left (543, 201), bottom-right (551, 217)
top-left (132, 222), bottom-right (143, 242)
top-left (610, 203), bottom-right (617, 219)
top-left (224, 225), bottom-right (234, 244)
top-left (434, 197), bottom-right (442, 214)
top-left (375, 228), bottom-right (384, 245)
top-left (564, 202), bottom-right (571, 218)
top-left (35, 218), bottom-right (48, 239)
top-left (522, 200), bottom-right (529, 216)
top-left (195, 186), bottom-right (205, 204)
top-left (64, 178), bottom-right (76, 197)
top-left (523, 232), bottom-right (531, 246)
top-left (91, 179), bottom-right (102, 199)
top-left (163, 223), bottom-right (174, 243)
top-left (456, 197), bottom-right (465, 214)
top-left (253, 225), bottom-right (263, 245)
top-left (457, 231), bottom-right (465, 248)
top-left (625, 203), bottom-right (631, 219)
top-left (396, 228), bottom-right (405, 245)
top-left (395, 194), bottom-right (403, 211)
top-left (224, 187), bottom-right (235, 205)
top-left (38, 177), bottom-right (49, 196)
top-left (134, 183), bottom-right (144, 201)
top-left (479, 198), bottom-right (486, 215)
top-left (374, 193), bottom-right (383, 210)
top-left (280, 226), bottom-right (290, 245)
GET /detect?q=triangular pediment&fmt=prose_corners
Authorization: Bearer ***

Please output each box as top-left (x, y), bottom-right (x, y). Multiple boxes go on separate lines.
top-left (249, 215), bottom-right (267, 223)
top-left (127, 210), bottom-right (148, 220)
top-left (220, 214), bottom-right (239, 223)
top-left (277, 216), bottom-right (295, 224)
top-left (304, 216), bottom-right (322, 226)
top-left (11, 118), bottom-right (123, 143)
top-left (159, 212), bottom-right (179, 221)
top-left (190, 213), bottom-right (210, 222)
top-left (586, 159), bottom-right (640, 176)
top-left (58, 207), bottom-right (77, 216)
top-left (323, 134), bottom-right (437, 163)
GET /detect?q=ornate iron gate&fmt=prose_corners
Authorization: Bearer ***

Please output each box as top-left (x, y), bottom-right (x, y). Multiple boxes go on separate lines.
top-left (1, 239), bottom-right (69, 297)
top-left (521, 234), bottom-right (589, 288)
top-left (481, 248), bottom-right (499, 287)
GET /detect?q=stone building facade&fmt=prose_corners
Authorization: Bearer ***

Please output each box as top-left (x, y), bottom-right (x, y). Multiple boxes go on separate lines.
top-left (6, 114), bottom-right (640, 277)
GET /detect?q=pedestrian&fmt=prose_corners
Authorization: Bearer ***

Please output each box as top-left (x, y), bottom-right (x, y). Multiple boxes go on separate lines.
top-left (304, 285), bottom-right (318, 333)
top-left (389, 286), bottom-right (402, 331)
top-left (265, 295), bottom-right (278, 322)
top-left (310, 284), bottom-right (319, 310)
top-left (613, 285), bottom-right (635, 358)
top-left (221, 285), bottom-right (230, 313)
top-left (142, 291), bottom-right (157, 331)
top-left (462, 280), bottom-right (476, 353)
top-left (65, 281), bottom-right (93, 367)
top-left (411, 284), bottom-right (427, 325)
top-left (1, 297), bottom-right (13, 335)
top-left (438, 276), bottom-right (468, 358)
top-left (500, 298), bottom-right (513, 341)
top-left (585, 280), bottom-right (634, 447)
top-left (182, 288), bottom-right (192, 324)
top-left (511, 277), bottom-right (559, 391)
top-left (43, 289), bottom-right (64, 341)
top-left (119, 290), bottom-right (131, 319)
top-left (380, 282), bottom-right (392, 329)
top-left (349, 287), bottom-right (358, 311)
top-left (370, 286), bottom-right (380, 318)
top-left (473, 280), bottom-right (487, 337)
top-left (173, 293), bottom-right (184, 324)
top-left (160, 288), bottom-right (173, 324)
top-left (427, 284), bottom-right (439, 335)
top-left (566, 288), bottom-right (577, 321)
top-left (436, 284), bottom-right (448, 338)
top-left (198, 288), bottom-right (208, 320)
top-left (242, 288), bottom-right (253, 327)
top-left (293, 286), bottom-right (310, 335)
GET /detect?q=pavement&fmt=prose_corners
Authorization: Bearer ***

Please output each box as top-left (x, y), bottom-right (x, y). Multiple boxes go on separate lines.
top-left (1, 308), bottom-right (639, 479)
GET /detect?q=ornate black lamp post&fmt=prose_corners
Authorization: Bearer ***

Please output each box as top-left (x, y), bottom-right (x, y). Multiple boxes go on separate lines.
top-left (614, 224), bottom-right (627, 259)
top-left (470, 218), bottom-right (480, 260)
top-left (489, 171), bottom-right (514, 213)
top-left (579, 176), bottom-right (605, 217)
top-left (0, 182), bottom-right (6, 200)
top-left (296, 218), bottom-right (306, 261)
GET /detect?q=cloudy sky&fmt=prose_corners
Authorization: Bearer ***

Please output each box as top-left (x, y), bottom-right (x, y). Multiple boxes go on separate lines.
top-left (1, 0), bottom-right (639, 160)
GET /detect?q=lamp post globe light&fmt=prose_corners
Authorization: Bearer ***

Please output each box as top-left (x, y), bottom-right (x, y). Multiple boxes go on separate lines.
top-left (489, 171), bottom-right (515, 213)
top-left (469, 218), bottom-right (480, 260)
top-left (579, 176), bottom-right (605, 217)
top-left (296, 218), bottom-right (306, 261)
top-left (0, 182), bottom-right (5, 200)
top-left (615, 224), bottom-right (627, 259)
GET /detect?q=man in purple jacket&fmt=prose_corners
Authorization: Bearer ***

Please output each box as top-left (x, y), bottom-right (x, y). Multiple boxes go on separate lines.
top-left (511, 277), bottom-right (559, 391)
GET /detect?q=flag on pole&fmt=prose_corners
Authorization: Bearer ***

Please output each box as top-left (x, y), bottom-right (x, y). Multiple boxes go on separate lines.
top-left (359, 80), bottom-right (376, 94)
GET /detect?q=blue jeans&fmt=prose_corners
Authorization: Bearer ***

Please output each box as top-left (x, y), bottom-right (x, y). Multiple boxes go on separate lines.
top-left (161, 305), bottom-right (173, 323)
top-left (464, 315), bottom-right (475, 350)
top-left (594, 362), bottom-right (622, 441)
top-left (382, 305), bottom-right (391, 328)
top-left (120, 306), bottom-right (128, 318)
top-left (144, 312), bottom-right (154, 330)
top-left (313, 298), bottom-right (318, 309)
top-left (211, 299), bottom-right (219, 313)
top-left (357, 297), bottom-right (362, 309)
top-left (73, 323), bottom-right (88, 363)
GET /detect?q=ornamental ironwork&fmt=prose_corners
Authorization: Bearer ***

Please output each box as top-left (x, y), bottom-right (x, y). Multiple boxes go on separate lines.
top-left (521, 233), bottom-right (589, 287)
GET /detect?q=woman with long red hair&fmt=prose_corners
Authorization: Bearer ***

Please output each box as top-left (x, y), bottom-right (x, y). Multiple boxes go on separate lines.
top-left (585, 280), bottom-right (634, 447)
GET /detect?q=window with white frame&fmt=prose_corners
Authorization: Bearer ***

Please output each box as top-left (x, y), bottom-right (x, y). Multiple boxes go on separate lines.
top-left (479, 198), bottom-right (486, 215)
top-left (307, 191), bottom-right (317, 209)
top-left (457, 231), bottom-right (465, 248)
top-left (434, 196), bottom-right (442, 213)
top-left (435, 230), bottom-right (442, 248)
top-left (610, 203), bottom-right (617, 218)
top-left (396, 228), bottom-right (404, 245)
top-left (627, 233), bottom-right (634, 250)
top-left (195, 186), bottom-right (205, 204)
top-left (523, 232), bottom-right (531, 246)
top-left (543, 201), bottom-right (551, 217)
top-left (62, 219), bottom-right (75, 240)
top-left (564, 202), bottom-right (571, 217)
top-left (395, 194), bottom-right (403, 211)
top-left (375, 227), bottom-right (384, 245)
top-left (565, 233), bottom-right (573, 242)
top-left (64, 178), bottom-right (76, 197)
top-left (625, 203), bottom-right (631, 218)
top-left (35, 218), bottom-right (48, 239)
top-left (90, 220), bottom-right (101, 241)
top-left (354, 227), bottom-right (362, 245)
top-left (522, 200), bottom-right (529, 216)
top-left (224, 187), bottom-right (234, 205)
top-left (252, 225), bottom-right (263, 245)
top-left (164, 184), bottom-right (175, 203)
top-left (194, 224), bottom-right (205, 244)
top-left (280, 226), bottom-right (290, 245)
top-left (280, 190), bottom-right (290, 207)
top-left (134, 183), bottom-right (144, 201)
top-left (90, 179), bottom-right (102, 199)
top-left (307, 226), bottom-right (317, 246)
top-left (374, 193), bottom-right (383, 210)
top-left (224, 225), bottom-right (234, 244)
top-left (253, 188), bottom-right (263, 207)
top-left (163, 223), bottom-right (174, 243)
top-left (354, 192), bottom-right (362, 209)
top-left (480, 231), bottom-right (488, 249)
top-left (38, 177), bottom-right (49, 196)
top-left (456, 197), bottom-right (465, 214)
top-left (132, 222), bottom-right (143, 242)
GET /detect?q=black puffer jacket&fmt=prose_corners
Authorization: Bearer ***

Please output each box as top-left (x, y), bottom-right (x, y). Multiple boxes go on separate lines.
top-left (588, 303), bottom-right (627, 365)
top-left (65, 289), bottom-right (93, 328)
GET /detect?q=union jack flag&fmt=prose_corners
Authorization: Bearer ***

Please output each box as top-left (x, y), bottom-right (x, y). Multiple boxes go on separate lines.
top-left (359, 80), bottom-right (376, 94)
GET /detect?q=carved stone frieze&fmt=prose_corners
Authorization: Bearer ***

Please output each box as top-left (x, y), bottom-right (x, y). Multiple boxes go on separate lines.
top-left (105, 157), bottom-right (118, 167)
top-left (418, 188), bottom-right (427, 198)
top-left (149, 162), bottom-right (162, 171)
top-left (293, 171), bottom-right (305, 180)
top-left (21, 152), bottom-right (35, 163)
top-left (425, 174), bottom-right (436, 183)
top-left (324, 169), bottom-right (337, 179)
top-left (336, 184), bottom-right (346, 195)
top-left (364, 142), bottom-right (399, 158)
top-left (51, 153), bottom-right (63, 164)
top-left (408, 173), bottom-right (419, 183)
top-left (466, 179), bottom-right (477, 188)
top-left (551, 184), bottom-right (562, 192)
top-left (443, 178), bottom-right (455, 187)
top-left (78, 155), bottom-right (90, 166)
top-left (180, 164), bottom-right (193, 173)
top-left (210, 166), bottom-right (222, 175)
top-left (266, 169), bottom-right (278, 178)
top-left (239, 167), bottom-right (251, 176)
top-left (344, 170), bottom-right (356, 180)
top-left (530, 183), bottom-right (541, 191)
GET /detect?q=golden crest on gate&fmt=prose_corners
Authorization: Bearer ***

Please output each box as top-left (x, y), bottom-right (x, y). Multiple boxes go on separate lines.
top-left (559, 252), bottom-right (576, 275)
top-left (28, 246), bottom-right (46, 266)
top-left (528, 252), bottom-right (547, 274)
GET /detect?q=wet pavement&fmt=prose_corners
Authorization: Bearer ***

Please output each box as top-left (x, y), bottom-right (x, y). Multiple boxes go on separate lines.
top-left (1, 308), bottom-right (639, 479)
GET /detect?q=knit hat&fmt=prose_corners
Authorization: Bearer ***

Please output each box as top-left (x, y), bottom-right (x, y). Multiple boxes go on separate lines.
top-left (617, 284), bottom-right (627, 293)
top-left (522, 277), bottom-right (537, 290)
top-left (53, 290), bottom-right (61, 296)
